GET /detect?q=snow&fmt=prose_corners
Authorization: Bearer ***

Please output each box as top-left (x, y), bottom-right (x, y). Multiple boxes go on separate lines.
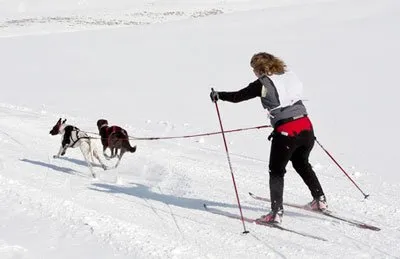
top-left (1, 0), bottom-right (400, 258)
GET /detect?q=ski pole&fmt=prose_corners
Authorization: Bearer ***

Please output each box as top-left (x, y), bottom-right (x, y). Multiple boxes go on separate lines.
top-left (211, 88), bottom-right (249, 234)
top-left (315, 137), bottom-right (369, 199)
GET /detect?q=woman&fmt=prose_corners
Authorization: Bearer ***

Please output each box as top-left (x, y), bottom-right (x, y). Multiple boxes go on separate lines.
top-left (210, 52), bottom-right (327, 224)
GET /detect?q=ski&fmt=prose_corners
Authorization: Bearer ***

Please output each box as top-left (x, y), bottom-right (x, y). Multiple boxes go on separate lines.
top-left (203, 204), bottom-right (327, 241)
top-left (249, 192), bottom-right (381, 231)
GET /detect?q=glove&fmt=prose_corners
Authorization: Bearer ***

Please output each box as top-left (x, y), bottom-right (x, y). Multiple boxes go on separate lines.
top-left (210, 90), bottom-right (219, 102)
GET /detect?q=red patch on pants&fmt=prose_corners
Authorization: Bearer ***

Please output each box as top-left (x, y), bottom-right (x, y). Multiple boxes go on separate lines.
top-left (276, 117), bottom-right (313, 136)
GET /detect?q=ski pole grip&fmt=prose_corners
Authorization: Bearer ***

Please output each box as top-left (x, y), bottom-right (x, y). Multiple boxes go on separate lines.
top-left (211, 88), bottom-right (217, 103)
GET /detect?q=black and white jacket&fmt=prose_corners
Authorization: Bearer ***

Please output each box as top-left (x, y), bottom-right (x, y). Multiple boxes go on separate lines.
top-left (218, 71), bottom-right (308, 128)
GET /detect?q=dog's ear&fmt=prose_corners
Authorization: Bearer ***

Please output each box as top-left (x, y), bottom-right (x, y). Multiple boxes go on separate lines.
top-left (50, 118), bottom-right (62, 135)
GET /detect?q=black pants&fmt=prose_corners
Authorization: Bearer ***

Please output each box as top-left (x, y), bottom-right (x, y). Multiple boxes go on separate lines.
top-left (269, 130), bottom-right (324, 211)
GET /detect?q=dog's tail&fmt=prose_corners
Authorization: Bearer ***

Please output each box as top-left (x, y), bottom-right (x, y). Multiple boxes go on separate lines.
top-left (122, 133), bottom-right (137, 153)
top-left (128, 144), bottom-right (137, 153)
top-left (124, 139), bottom-right (137, 153)
top-left (114, 132), bottom-right (136, 153)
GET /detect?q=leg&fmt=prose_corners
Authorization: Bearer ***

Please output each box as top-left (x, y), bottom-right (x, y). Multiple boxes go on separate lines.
top-left (268, 134), bottom-right (296, 211)
top-left (291, 131), bottom-right (324, 198)
top-left (114, 149), bottom-right (125, 168)
top-left (114, 157), bottom-right (122, 169)
top-left (103, 146), bottom-right (112, 160)
top-left (110, 147), bottom-right (117, 158)
top-left (108, 133), bottom-right (118, 159)
top-left (86, 140), bottom-right (95, 163)
top-left (92, 146), bottom-right (108, 170)
top-left (89, 139), bottom-right (107, 170)
top-left (80, 142), bottom-right (96, 178)
top-left (54, 145), bottom-right (67, 158)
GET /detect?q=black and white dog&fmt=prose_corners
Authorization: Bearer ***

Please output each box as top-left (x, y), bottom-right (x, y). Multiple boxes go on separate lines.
top-left (50, 118), bottom-right (107, 177)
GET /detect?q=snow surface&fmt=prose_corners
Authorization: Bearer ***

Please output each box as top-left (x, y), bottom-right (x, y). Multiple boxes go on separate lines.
top-left (1, 0), bottom-right (400, 258)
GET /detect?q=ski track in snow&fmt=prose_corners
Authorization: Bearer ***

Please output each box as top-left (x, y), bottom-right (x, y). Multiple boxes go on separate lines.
top-left (0, 9), bottom-right (224, 38)
top-left (0, 0), bottom-right (340, 37)
top-left (0, 104), bottom-right (399, 258)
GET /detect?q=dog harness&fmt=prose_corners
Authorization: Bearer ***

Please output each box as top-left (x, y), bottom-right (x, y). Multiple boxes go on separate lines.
top-left (63, 126), bottom-right (90, 148)
top-left (100, 124), bottom-right (126, 147)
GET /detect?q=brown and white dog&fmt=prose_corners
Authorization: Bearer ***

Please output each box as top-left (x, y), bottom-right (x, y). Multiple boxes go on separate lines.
top-left (97, 119), bottom-right (137, 168)
top-left (50, 118), bottom-right (108, 177)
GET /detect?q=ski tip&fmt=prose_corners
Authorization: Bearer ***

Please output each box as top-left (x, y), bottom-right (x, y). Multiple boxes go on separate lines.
top-left (361, 224), bottom-right (381, 231)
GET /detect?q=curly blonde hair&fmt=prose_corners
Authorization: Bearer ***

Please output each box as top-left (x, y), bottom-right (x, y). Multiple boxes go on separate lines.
top-left (250, 52), bottom-right (287, 76)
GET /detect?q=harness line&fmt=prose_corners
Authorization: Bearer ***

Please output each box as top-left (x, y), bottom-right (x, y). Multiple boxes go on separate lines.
top-left (83, 124), bottom-right (271, 141)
